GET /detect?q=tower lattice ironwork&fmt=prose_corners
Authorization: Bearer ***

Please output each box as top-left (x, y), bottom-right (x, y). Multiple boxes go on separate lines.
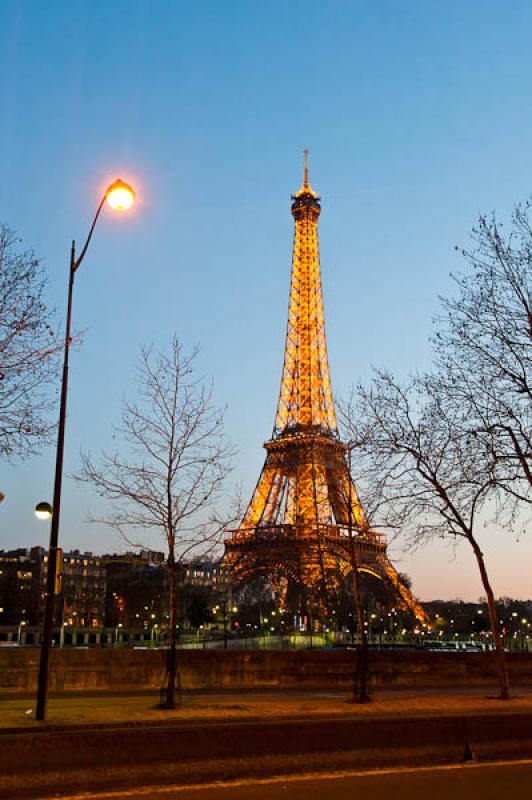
top-left (224, 154), bottom-right (425, 621)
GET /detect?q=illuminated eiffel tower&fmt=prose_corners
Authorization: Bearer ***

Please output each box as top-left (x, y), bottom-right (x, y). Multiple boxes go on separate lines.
top-left (224, 154), bottom-right (425, 621)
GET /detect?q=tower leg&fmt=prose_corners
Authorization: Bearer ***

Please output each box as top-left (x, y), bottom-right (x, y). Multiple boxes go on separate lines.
top-left (380, 558), bottom-right (427, 623)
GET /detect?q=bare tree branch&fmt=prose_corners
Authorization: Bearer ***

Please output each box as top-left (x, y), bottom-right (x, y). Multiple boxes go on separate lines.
top-left (74, 336), bottom-right (236, 708)
top-left (0, 224), bottom-right (60, 460)
top-left (433, 201), bottom-right (532, 515)
top-left (338, 371), bottom-right (510, 700)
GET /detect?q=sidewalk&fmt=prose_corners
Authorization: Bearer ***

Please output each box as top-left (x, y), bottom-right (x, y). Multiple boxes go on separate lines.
top-left (2, 687), bottom-right (532, 799)
top-left (2, 685), bottom-right (532, 731)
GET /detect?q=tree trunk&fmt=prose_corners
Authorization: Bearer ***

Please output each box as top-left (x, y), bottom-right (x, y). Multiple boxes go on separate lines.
top-left (164, 568), bottom-right (181, 708)
top-left (351, 561), bottom-right (370, 703)
top-left (470, 536), bottom-right (510, 700)
top-left (346, 448), bottom-right (370, 704)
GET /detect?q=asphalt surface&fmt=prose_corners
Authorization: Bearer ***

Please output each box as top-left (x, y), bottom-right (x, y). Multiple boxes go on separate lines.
top-left (50, 760), bottom-right (532, 800)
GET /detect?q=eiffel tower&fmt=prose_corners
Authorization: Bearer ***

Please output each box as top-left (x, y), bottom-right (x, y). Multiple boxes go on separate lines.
top-left (224, 154), bottom-right (425, 621)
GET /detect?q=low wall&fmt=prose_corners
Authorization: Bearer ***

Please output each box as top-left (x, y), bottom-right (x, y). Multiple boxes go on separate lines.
top-left (1, 648), bottom-right (532, 693)
top-left (5, 711), bottom-right (532, 799)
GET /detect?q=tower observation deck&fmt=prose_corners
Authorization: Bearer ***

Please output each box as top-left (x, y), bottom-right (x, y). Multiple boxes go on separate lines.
top-left (224, 154), bottom-right (425, 621)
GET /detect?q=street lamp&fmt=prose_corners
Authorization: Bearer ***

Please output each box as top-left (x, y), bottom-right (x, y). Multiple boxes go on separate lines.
top-left (115, 622), bottom-right (123, 647)
top-left (35, 179), bottom-right (135, 721)
top-left (18, 619), bottom-right (27, 644)
top-left (106, 181), bottom-right (135, 210)
top-left (35, 502), bottom-right (53, 520)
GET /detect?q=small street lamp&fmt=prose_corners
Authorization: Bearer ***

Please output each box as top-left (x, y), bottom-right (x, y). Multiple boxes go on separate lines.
top-left (35, 179), bottom-right (135, 721)
top-left (151, 623), bottom-right (158, 644)
top-left (212, 600), bottom-right (238, 649)
top-left (18, 620), bottom-right (27, 644)
top-left (35, 502), bottom-right (53, 520)
top-left (115, 622), bottom-right (123, 647)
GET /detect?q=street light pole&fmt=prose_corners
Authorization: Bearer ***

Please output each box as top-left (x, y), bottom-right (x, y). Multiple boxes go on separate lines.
top-left (35, 180), bottom-right (135, 721)
top-left (35, 241), bottom-right (76, 721)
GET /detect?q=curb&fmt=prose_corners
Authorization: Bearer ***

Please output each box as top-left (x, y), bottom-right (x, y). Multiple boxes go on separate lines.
top-left (1, 712), bottom-right (532, 798)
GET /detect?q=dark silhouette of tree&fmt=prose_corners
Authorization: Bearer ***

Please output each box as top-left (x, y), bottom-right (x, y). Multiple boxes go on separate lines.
top-left (233, 576), bottom-right (276, 628)
top-left (76, 337), bottom-right (235, 708)
top-left (339, 373), bottom-right (510, 700)
top-left (0, 224), bottom-right (59, 460)
top-left (434, 201), bottom-right (532, 516)
top-left (185, 585), bottom-right (215, 630)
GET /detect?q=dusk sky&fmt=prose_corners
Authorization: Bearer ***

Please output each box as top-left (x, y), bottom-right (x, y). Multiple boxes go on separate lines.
top-left (2, 1), bottom-right (532, 601)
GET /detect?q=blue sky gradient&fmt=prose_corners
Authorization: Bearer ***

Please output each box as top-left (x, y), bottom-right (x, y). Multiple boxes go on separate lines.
top-left (2, 1), bottom-right (532, 599)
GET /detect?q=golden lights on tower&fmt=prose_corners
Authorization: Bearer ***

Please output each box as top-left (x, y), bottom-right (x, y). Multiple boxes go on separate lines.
top-left (224, 153), bottom-right (426, 623)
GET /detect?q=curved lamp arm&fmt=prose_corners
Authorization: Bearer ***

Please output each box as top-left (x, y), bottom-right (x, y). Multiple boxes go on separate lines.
top-left (73, 178), bottom-right (135, 273)
top-left (73, 193), bottom-right (107, 273)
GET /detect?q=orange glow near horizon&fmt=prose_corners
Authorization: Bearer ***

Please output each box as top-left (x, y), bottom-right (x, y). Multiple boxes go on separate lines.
top-left (106, 179), bottom-right (135, 211)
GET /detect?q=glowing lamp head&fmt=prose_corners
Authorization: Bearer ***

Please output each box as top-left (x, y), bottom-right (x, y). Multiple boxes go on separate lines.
top-left (35, 501), bottom-right (53, 520)
top-left (106, 179), bottom-right (135, 211)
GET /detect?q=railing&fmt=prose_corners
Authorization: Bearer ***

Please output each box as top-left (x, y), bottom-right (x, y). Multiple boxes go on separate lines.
top-left (227, 523), bottom-right (387, 551)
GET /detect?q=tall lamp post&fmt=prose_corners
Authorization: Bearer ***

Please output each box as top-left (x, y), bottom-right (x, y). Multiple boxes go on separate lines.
top-left (35, 179), bottom-right (135, 721)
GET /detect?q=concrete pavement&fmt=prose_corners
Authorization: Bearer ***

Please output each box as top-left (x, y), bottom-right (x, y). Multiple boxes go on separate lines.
top-left (3, 684), bottom-right (532, 730)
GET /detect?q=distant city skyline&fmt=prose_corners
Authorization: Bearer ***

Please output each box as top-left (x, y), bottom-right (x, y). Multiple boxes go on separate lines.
top-left (2, 2), bottom-right (532, 600)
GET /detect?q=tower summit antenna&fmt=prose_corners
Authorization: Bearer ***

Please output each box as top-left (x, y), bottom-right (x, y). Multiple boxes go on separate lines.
top-left (303, 149), bottom-right (309, 187)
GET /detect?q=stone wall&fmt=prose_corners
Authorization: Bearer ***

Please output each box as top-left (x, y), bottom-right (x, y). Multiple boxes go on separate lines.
top-left (1, 648), bottom-right (532, 692)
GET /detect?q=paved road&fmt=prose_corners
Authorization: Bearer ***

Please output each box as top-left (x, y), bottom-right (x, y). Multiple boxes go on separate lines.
top-left (54, 761), bottom-right (532, 800)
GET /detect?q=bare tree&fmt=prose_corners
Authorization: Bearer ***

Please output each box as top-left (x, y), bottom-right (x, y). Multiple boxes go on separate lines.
top-left (76, 337), bottom-right (235, 708)
top-left (344, 445), bottom-right (370, 703)
top-left (0, 224), bottom-right (59, 460)
top-left (434, 201), bottom-right (532, 513)
top-left (339, 371), bottom-right (510, 700)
